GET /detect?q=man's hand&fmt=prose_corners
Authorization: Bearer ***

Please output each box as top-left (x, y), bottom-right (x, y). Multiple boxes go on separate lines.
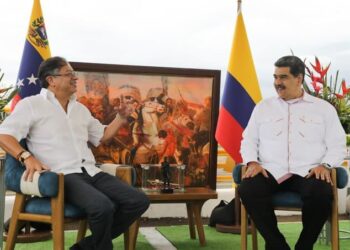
top-left (23, 156), bottom-right (50, 182)
top-left (306, 165), bottom-right (333, 185)
top-left (243, 162), bottom-right (268, 179)
top-left (117, 102), bottom-right (134, 119)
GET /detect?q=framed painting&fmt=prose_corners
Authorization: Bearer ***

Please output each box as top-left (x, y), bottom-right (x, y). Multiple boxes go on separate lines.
top-left (70, 62), bottom-right (220, 189)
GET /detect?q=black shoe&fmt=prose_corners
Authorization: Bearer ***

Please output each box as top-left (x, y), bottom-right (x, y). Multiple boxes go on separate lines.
top-left (69, 243), bottom-right (83, 250)
top-left (3, 218), bottom-right (26, 232)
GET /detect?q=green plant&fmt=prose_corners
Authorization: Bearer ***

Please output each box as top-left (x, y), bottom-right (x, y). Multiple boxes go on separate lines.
top-left (303, 57), bottom-right (350, 133)
top-left (0, 69), bottom-right (18, 121)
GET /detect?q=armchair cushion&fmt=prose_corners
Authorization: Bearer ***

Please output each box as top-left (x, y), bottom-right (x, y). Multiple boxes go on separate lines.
top-left (272, 192), bottom-right (303, 208)
top-left (25, 198), bottom-right (85, 218)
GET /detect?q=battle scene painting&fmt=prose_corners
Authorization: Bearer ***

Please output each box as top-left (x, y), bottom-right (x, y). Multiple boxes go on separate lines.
top-left (71, 62), bottom-right (220, 189)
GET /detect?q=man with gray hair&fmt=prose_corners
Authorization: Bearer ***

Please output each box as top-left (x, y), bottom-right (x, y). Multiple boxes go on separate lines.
top-left (0, 56), bottom-right (149, 250)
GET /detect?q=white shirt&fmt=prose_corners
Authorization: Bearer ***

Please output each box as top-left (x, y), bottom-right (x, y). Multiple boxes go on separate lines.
top-left (0, 88), bottom-right (105, 176)
top-left (240, 91), bottom-right (346, 180)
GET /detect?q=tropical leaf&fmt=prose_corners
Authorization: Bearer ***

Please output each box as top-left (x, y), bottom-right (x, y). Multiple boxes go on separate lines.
top-left (0, 69), bottom-right (18, 120)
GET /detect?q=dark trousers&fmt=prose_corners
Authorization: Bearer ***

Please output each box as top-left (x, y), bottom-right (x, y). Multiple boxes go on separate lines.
top-left (64, 169), bottom-right (150, 250)
top-left (238, 172), bottom-right (333, 250)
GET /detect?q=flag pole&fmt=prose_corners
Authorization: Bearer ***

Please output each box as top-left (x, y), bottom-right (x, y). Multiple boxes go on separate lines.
top-left (233, 0), bottom-right (243, 234)
top-left (215, 0), bottom-right (257, 235)
top-left (237, 0), bottom-right (242, 13)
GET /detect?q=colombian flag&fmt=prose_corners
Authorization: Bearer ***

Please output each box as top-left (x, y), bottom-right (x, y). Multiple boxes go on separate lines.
top-left (11, 0), bottom-right (51, 109)
top-left (215, 10), bottom-right (262, 163)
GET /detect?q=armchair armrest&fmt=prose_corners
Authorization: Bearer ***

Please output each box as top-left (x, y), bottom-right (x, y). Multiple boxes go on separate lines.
top-left (99, 163), bottom-right (136, 186)
top-left (5, 153), bottom-right (58, 197)
top-left (232, 164), bottom-right (245, 185)
top-left (335, 167), bottom-right (348, 189)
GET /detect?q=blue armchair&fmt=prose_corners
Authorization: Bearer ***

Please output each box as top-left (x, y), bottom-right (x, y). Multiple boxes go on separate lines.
top-left (233, 164), bottom-right (349, 250)
top-left (4, 140), bottom-right (138, 250)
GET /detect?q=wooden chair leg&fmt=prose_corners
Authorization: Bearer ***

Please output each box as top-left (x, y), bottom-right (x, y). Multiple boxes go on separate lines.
top-left (5, 194), bottom-right (26, 250)
top-left (124, 219), bottom-right (140, 250)
top-left (51, 174), bottom-right (65, 250)
top-left (241, 202), bottom-right (248, 250)
top-left (76, 219), bottom-right (88, 242)
top-left (124, 228), bottom-right (130, 250)
top-left (330, 169), bottom-right (339, 250)
top-left (51, 201), bottom-right (64, 250)
top-left (330, 213), bottom-right (339, 250)
top-left (251, 221), bottom-right (258, 250)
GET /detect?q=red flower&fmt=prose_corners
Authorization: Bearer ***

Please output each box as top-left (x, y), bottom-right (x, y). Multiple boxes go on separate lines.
top-left (310, 73), bottom-right (323, 84)
top-left (310, 57), bottom-right (330, 78)
top-left (311, 81), bottom-right (321, 94)
top-left (310, 57), bottom-right (322, 73)
top-left (304, 56), bottom-right (350, 134)
top-left (335, 93), bottom-right (345, 99)
top-left (334, 79), bottom-right (350, 99)
top-left (341, 80), bottom-right (350, 95)
top-left (319, 64), bottom-right (330, 78)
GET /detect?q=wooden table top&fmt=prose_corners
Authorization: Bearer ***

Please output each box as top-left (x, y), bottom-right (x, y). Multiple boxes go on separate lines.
top-left (143, 187), bottom-right (217, 202)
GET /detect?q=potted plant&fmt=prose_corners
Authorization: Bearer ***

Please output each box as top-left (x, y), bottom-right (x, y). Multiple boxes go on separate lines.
top-left (303, 57), bottom-right (350, 134)
top-left (0, 69), bottom-right (17, 122)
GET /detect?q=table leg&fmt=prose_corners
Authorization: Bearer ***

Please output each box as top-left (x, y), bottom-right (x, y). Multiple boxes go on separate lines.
top-left (186, 203), bottom-right (196, 239)
top-left (192, 201), bottom-right (206, 246)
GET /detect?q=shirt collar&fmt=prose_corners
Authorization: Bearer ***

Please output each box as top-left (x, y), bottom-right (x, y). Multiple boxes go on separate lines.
top-left (278, 89), bottom-right (315, 104)
top-left (301, 90), bottom-right (315, 103)
top-left (40, 88), bottom-right (77, 102)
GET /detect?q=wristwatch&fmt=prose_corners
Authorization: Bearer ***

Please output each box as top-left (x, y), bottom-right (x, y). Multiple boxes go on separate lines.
top-left (321, 163), bottom-right (331, 169)
top-left (19, 151), bottom-right (32, 165)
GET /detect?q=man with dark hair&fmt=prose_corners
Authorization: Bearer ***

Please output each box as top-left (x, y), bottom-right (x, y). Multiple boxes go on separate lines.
top-left (238, 55), bottom-right (346, 250)
top-left (0, 56), bottom-right (150, 250)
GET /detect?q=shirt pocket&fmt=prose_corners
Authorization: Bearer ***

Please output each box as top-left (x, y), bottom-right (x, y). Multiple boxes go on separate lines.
top-left (258, 116), bottom-right (284, 139)
top-left (298, 114), bottom-right (325, 142)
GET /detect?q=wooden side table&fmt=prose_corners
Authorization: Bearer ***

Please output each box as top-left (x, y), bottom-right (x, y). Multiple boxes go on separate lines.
top-left (131, 187), bottom-right (217, 248)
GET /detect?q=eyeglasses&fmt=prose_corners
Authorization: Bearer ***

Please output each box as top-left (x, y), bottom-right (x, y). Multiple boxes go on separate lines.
top-left (51, 71), bottom-right (77, 78)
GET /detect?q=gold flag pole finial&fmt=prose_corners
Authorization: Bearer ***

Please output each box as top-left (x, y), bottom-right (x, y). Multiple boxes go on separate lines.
top-left (237, 0), bottom-right (242, 13)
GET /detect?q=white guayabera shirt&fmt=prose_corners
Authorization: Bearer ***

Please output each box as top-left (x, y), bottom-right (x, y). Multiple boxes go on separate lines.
top-left (0, 88), bottom-right (105, 176)
top-left (240, 91), bottom-right (346, 181)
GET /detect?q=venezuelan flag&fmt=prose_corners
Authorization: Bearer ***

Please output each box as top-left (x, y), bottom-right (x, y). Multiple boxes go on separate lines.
top-left (11, 0), bottom-right (51, 109)
top-left (215, 10), bottom-right (262, 163)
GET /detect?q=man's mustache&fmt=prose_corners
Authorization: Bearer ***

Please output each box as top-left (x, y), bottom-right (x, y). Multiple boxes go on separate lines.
top-left (275, 84), bottom-right (286, 91)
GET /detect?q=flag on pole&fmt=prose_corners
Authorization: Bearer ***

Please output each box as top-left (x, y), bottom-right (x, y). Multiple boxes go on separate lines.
top-left (215, 10), bottom-right (262, 163)
top-left (11, 0), bottom-right (51, 109)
